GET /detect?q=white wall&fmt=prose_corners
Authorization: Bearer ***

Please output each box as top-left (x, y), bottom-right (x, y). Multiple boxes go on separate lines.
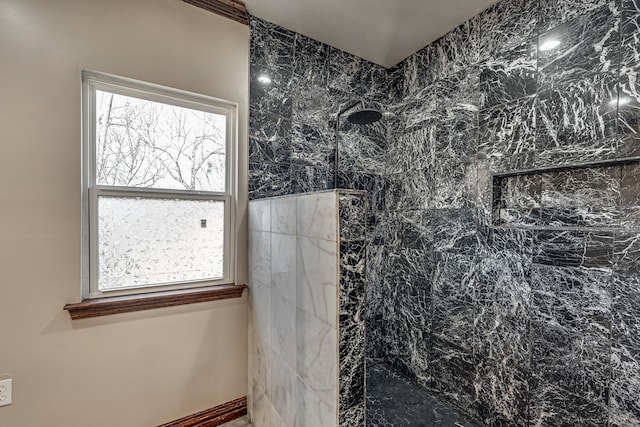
top-left (0, 0), bottom-right (249, 425)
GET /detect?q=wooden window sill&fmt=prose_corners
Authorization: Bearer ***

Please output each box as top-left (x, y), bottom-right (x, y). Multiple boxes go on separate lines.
top-left (64, 284), bottom-right (248, 320)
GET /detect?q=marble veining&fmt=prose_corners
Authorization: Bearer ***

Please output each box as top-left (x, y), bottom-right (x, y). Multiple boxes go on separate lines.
top-left (530, 264), bottom-right (611, 403)
top-left (430, 16), bottom-right (482, 80)
top-left (249, 191), bottom-right (365, 427)
top-left (536, 74), bottom-right (618, 167)
top-left (537, 3), bottom-right (621, 88)
top-left (376, 0), bottom-right (640, 423)
top-left (619, 9), bottom-right (640, 157)
top-left (479, 96), bottom-right (537, 173)
top-left (480, 0), bottom-right (539, 58)
top-left (474, 252), bottom-right (530, 364)
top-left (338, 121), bottom-right (387, 176)
top-left (250, 0), bottom-right (640, 424)
top-left (338, 192), bottom-right (367, 426)
top-left (611, 272), bottom-right (640, 426)
top-left (249, 17), bottom-right (387, 204)
top-left (474, 359), bottom-right (529, 426)
top-left (529, 377), bottom-right (609, 426)
top-left (615, 231), bottom-right (640, 272)
top-left (479, 39), bottom-right (537, 109)
top-left (248, 162), bottom-right (291, 200)
top-left (539, 0), bottom-right (618, 32)
top-left (292, 35), bottom-right (328, 87)
top-left (297, 376), bottom-right (336, 427)
top-left (399, 46), bottom-right (433, 98)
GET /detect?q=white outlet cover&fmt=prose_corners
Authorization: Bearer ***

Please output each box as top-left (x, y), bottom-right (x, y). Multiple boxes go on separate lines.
top-left (0, 378), bottom-right (12, 406)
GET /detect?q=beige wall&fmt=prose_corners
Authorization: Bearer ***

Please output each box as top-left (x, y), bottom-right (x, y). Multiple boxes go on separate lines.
top-left (0, 0), bottom-right (249, 425)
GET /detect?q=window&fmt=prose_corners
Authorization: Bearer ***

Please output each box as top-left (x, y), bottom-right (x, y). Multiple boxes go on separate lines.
top-left (82, 71), bottom-right (236, 298)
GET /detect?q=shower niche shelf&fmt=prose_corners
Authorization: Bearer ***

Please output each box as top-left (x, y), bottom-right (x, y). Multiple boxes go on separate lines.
top-left (492, 157), bottom-right (640, 231)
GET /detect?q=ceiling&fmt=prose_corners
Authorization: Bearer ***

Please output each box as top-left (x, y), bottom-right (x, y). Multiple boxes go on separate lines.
top-left (242, 0), bottom-right (501, 68)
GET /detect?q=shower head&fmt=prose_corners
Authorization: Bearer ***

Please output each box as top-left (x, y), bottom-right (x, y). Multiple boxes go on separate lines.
top-left (347, 108), bottom-right (383, 125)
top-left (333, 101), bottom-right (382, 188)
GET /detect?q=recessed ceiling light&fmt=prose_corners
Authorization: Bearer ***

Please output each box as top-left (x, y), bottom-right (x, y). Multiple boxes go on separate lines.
top-left (539, 39), bottom-right (561, 51)
top-left (257, 75), bottom-right (272, 85)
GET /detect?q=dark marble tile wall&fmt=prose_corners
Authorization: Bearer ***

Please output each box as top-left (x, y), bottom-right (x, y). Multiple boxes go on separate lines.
top-left (249, 16), bottom-right (390, 379)
top-left (338, 191), bottom-right (367, 427)
top-left (250, 0), bottom-right (640, 425)
top-left (376, 0), bottom-right (640, 426)
top-left (250, 19), bottom-right (381, 427)
top-left (249, 17), bottom-right (387, 205)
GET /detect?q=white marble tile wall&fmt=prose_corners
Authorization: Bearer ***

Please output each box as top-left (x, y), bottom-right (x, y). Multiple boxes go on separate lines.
top-left (297, 192), bottom-right (337, 241)
top-left (296, 236), bottom-right (338, 326)
top-left (248, 191), bottom-right (341, 427)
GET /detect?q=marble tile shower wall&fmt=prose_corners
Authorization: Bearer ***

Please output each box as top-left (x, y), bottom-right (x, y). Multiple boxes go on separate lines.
top-left (248, 17), bottom-right (388, 226)
top-left (250, 1), bottom-right (640, 425)
top-left (338, 192), bottom-right (367, 426)
top-left (372, 0), bottom-right (640, 426)
top-left (248, 191), bottom-right (366, 427)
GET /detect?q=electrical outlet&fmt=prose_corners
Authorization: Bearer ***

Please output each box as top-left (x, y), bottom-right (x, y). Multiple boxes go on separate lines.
top-left (0, 378), bottom-right (12, 407)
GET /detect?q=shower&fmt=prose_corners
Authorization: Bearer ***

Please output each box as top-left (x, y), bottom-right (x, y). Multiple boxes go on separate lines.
top-left (347, 107), bottom-right (383, 125)
top-left (334, 100), bottom-right (383, 187)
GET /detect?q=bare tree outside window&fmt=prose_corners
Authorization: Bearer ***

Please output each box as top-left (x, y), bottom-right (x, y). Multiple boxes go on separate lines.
top-left (95, 91), bottom-right (227, 192)
top-left (87, 83), bottom-right (232, 293)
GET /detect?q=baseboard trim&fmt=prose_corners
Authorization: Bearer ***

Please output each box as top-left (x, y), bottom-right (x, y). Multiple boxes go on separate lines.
top-left (158, 396), bottom-right (247, 427)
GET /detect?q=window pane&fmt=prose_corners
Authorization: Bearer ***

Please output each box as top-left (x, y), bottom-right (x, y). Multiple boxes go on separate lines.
top-left (95, 90), bottom-right (226, 192)
top-left (98, 196), bottom-right (225, 290)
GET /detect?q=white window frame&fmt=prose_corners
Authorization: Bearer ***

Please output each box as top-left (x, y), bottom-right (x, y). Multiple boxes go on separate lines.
top-left (81, 70), bottom-right (237, 299)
